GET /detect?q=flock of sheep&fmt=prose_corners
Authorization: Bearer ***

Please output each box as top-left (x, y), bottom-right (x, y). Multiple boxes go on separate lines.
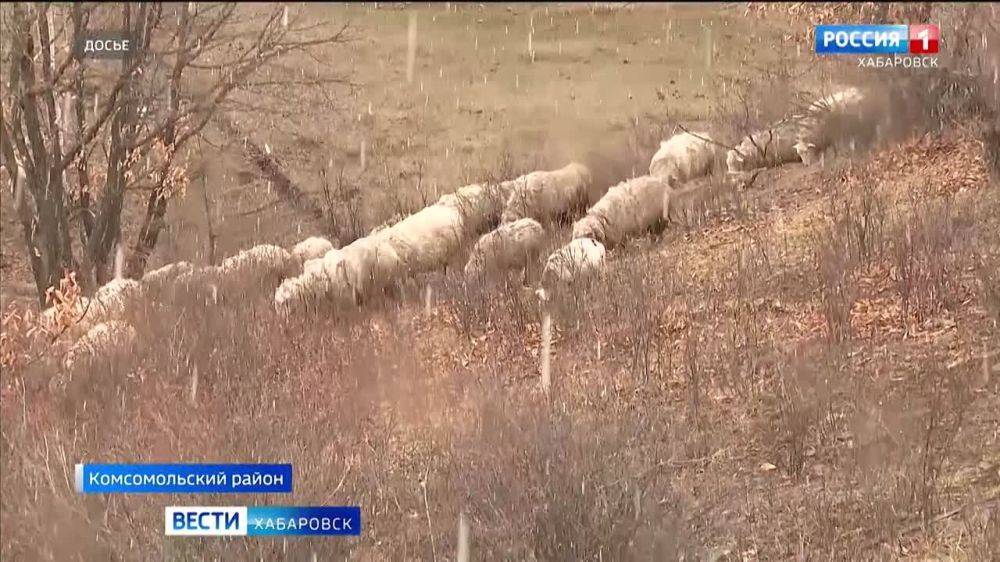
top-left (45, 86), bottom-right (877, 368)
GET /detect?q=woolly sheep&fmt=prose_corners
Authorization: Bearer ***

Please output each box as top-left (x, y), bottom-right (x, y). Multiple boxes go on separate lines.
top-left (318, 247), bottom-right (357, 304)
top-left (272, 255), bottom-right (332, 315)
top-left (270, 169), bottom-right (576, 310)
top-left (303, 256), bottom-right (326, 276)
top-left (541, 237), bottom-right (606, 286)
top-left (649, 132), bottom-right (724, 186)
top-left (328, 234), bottom-right (406, 304)
top-left (725, 120), bottom-right (801, 172)
top-left (274, 241), bottom-right (400, 316)
top-left (63, 320), bottom-right (138, 370)
top-left (141, 261), bottom-right (194, 291)
top-left (318, 248), bottom-right (346, 280)
top-left (274, 268), bottom-right (332, 316)
top-left (215, 244), bottom-right (298, 293)
top-left (291, 236), bottom-right (335, 262)
top-left (794, 87), bottom-right (868, 165)
top-left (437, 182), bottom-right (510, 234)
top-left (174, 266), bottom-right (222, 304)
top-left (500, 162), bottom-right (592, 224)
top-left (86, 278), bottom-right (145, 322)
top-left (464, 218), bottom-right (546, 277)
top-left (571, 175), bottom-right (671, 246)
top-left (382, 204), bottom-right (466, 273)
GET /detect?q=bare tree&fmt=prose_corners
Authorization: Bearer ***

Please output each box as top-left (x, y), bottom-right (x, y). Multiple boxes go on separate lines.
top-left (0, 3), bottom-right (350, 304)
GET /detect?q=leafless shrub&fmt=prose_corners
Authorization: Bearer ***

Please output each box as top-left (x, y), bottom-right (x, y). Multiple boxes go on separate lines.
top-left (718, 234), bottom-right (776, 400)
top-left (831, 166), bottom-right (889, 268)
top-left (889, 196), bottom-right (976, 330)
top-left (909, 364), bottom-right (972, 526)
top-left (441, 267), bottom-right (534, 339)
top-left (320, 164), bottom-right (364, 245)
top-left (453, 399), bottom-right (692, 560)
top-left (681, 320), bottom-right (705, 430)
top-left (770, 346), bottom-right (841, 479)
top-left (811, 212), bottom-right (856, 344)
top-left (979, 253), bottom-right (1000, 330)
top-left (603, 251), bottom-right (666, 385)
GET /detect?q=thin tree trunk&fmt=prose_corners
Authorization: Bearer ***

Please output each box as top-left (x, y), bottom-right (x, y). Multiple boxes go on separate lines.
top-left (125, 3), bottom-right (190, 278)
top-left (1, 107), bottom-right (47, 306)
top-left (70, 6), bottom-right (92, 237)
top-left (201, 171), bottom-right (218, 265)
top-left (11, 5), bottom-right (74, 299)
top-left (88, 3), bottom-right (148, 283)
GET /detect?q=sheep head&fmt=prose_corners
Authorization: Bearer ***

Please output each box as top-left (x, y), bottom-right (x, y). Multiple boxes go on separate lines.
top-left (571, 214), bottom-right (607, 244)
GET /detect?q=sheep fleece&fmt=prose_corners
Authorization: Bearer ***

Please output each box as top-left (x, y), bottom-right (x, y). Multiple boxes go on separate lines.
top-left (649, 132), bottom-right (723, 185)
top-left (465, 218), bottom-right (546, 275)
top-left (572, 175), bottom-right (671, 246)
top-left (500, 163), bottom-right (592, 223)
top-left (542, 237), bottom-right (606, 284)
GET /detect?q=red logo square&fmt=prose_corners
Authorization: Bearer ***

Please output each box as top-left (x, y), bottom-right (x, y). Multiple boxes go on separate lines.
top-left (909, 24), bottom-right (940, 54)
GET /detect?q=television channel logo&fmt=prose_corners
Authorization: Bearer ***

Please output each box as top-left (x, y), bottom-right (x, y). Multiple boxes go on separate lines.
top-left (165, 506), bottom-right (361, 537)
top-left (815, 24), bottom-right (940, 55)
top-left (908, 24), bottom-right (940, 55)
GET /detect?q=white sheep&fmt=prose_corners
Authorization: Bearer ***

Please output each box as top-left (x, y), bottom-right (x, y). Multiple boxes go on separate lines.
top-left (291, 236), bottom-right (335, 262)
top-left (63, 320), bottom-right (138, 370)
top-left (327, 233), bottom-right (406, 304)
top-left (274, 268), bottom-right (333, 316)
top-left (173, 266), bottom-right (222, 304)
top-left (141, 261), bottom-right (194, 291)
top-left (381, 204), bottom-right (466, 274)
top-left (318, 248), bottom-right (346, 278)
top-left (500, 163), bottom-right (592, 224)
top-left (269, 170), bottom-right (575, 311)
top-left (571, 175), bottom-right (671, 246)
top-left (275, 239), bottom-right (401, 316)
top-left (273, 253), bottom-right (338, 316)
top-left (307, 201), bottom-right (468, 308)
top-left (318, 247), bottom-right (357, 304)
top-left (215, 244), bottom-right (298, 294)
top-left (86, 278), bottom-right (145, 322)
top-left (437, 182), bottom-right (510, 235)
top-left (302, 256), bottom-right (326, 276)
top-left (794, 87), bottom-right (868, 165)
top-left (649, 131), bottom-right (724, 185)
top-left (725, 120), bottom-right (801, 172)
top-left (541, 237), bottom-right (606, 286)
top-left (464, 218), bottom-right (546, 277)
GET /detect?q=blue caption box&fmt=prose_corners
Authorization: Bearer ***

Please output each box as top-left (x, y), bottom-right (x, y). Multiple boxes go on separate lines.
top-left (815, 24), bottom-right (909, 55)
top-left (76, 463), bottom-right (293, 494)
top-left (247, 506), bottom-right (361, 536)
top-left (165, 506), bottom-right (362, 536)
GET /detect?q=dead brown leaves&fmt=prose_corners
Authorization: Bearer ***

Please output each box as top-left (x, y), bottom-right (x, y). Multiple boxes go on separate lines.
top-left (842, 133), bottom-right (990, 202)
top-left (0, 304), bottom-right (32, 371)
top-left (40, 271), bottom-right (84, 335)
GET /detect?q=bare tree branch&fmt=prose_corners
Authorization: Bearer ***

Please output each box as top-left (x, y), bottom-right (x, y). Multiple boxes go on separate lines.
top-left (674, 123), bottom-right (737, 152)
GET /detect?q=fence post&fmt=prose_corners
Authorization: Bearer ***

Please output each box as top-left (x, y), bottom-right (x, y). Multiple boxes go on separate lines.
top-left (540, 306), bottom-right (552, 394)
